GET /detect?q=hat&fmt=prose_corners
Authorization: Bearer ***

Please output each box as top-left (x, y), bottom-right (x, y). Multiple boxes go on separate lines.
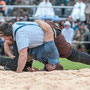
top-left (64, 21), bottom-right (71, 26)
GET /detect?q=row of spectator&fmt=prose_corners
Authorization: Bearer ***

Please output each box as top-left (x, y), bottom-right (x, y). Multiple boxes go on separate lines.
top-left (0, 14), bottom-right (90, 55)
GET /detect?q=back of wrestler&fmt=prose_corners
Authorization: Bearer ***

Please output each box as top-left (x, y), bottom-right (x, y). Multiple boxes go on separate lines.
top-left (12, 21), bottom-right (44, 52)
top-left (12, 21), bottom-right (60, 72)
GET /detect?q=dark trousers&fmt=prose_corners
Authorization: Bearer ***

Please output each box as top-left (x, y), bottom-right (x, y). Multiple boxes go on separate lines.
top-left (0, 42), bottom-right (33, 71)
top-left (67, 48), bottom-right (90, 65)
top-left (0, 46), bottom-right (90, 71)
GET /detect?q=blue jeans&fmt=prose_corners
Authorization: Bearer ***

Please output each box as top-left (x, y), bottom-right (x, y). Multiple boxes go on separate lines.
top-left (29, 41), bottom-right (59, 65)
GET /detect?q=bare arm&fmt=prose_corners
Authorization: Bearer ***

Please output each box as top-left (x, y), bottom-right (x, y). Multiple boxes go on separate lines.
top-left (4, 40), bottom-right (15, 59)
top-left (16, 48), bottom-right (28, 73)
top-left (35, 19), bottom-right (54, 42)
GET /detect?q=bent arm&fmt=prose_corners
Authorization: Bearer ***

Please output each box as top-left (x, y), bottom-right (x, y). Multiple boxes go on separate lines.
top-left (4, 40), bottom-right (15, 59)
top-left (16, 47), bottom-right (28, 73)
top-left (35, 20), bottom-right (51, 32)
top-left (35, 19), bottom-right (54, 42)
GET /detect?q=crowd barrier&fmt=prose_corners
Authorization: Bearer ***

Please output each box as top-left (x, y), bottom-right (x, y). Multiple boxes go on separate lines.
top-left (0, 5), bottom-right (74, 17)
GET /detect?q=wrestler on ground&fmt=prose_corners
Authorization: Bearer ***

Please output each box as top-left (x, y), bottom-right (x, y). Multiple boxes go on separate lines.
top-left (0, 21), bottom-right (61, 73)
top-left (0, 20), bottom-right (90, 71)
top-left (46, 21), bottom-right (90, 65)
top-left (26, 20), bottom-right (90, 71)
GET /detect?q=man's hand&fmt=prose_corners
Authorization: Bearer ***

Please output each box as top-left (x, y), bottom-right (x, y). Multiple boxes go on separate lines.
top-left (9, 54), bottom-right (15, 59)
top-left (27, 67), bottom-right (39, 72)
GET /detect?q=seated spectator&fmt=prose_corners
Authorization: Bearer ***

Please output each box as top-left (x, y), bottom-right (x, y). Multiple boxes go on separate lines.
top-left (59, 20), bottom-right (65, 29)
top-left (0, 0), bottom-right (6, 16)
top-left (71, 0), bottom-right (86, 22)
top-left (62, 21), bottom-right (74, 45)
top-left (16, 16), bottom-right (21, 22)
top-left (23, 14), bottom-right (29, 21)
top-left (74, 23), bottom-right (89, 51)
top-left (5, 16), bottom-right (10, 22)
top-left (73, 20), bottom-right (81, 31)
top-left (34, 0), bottom-right (55, 17)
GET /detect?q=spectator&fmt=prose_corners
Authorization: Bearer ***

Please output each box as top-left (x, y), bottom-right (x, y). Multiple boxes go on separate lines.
top-left (5, 16), bottom-right (10, 22)
top-left (71, 0), bottom-right (86, 22)
top-left (0, 0), bottom-right (6, 16)
top-left (59, 20), bottom-right (65, 29)
top-left (74, 23), bottom-right (89, 51)
top-left (68, 16), bottom-right (74, 28)
top-left (73, 20), bottom-right (81, 31)
top-left (74, 23), bottom-right (89, 41)
top-left (62, 21), bottom-right (74, 45)
top-left (23, 14), bottom-right (29, 21)
top-left (34, 0), bottom-right (55, 17)
top-left (16, 16), bottom-right (21, 22)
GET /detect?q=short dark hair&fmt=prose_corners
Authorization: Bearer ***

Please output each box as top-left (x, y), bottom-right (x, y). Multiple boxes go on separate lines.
top-left (0, 23), bottom-right (13, 36)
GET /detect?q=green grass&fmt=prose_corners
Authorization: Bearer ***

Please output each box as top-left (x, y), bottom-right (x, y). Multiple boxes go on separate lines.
top-left (32, 58), bottom-right (90, 70)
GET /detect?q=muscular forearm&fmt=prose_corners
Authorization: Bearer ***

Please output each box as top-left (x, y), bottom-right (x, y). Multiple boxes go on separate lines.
top-left (16, 48), bottom-right (28, 73)
top-left (4, 40), bottom-right (15, 59)
top-left (35, 20), bottom-right (49, 32)
top-left (35, 19), bottom-right (54, 41)
top-left (16, 53), bottom-right (27, 73)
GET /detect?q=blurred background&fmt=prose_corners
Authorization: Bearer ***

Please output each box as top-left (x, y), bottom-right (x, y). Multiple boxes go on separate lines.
top-left (0, 0), bottom-right (90, 56)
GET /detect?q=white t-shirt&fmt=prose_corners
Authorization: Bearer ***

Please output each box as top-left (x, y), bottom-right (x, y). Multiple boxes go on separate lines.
top-left (12, 21), bottom-right (44, 52)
